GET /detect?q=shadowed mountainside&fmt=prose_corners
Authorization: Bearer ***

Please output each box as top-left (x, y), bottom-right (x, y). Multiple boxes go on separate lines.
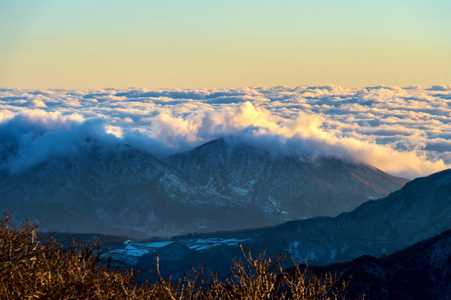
top-left (313, 227), bottom-right (451, 299)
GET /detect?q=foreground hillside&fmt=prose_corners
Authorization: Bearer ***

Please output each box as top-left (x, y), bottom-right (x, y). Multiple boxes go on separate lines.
top-left (314, 228), bottom-right (451, 299)
top-left (0, 138), bottom-right (407, 238)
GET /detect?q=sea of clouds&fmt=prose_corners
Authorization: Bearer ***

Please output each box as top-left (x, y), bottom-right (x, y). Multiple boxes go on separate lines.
top-left (1, 85), bottom-right (450, 178)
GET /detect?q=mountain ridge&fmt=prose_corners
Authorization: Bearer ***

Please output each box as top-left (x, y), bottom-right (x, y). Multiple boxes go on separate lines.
top-left (0, 138), bottom-right (408, 238)
top-left (117, 168), bottom-right (451, 280)
top-left (313, 226), bottom-right (451, 299)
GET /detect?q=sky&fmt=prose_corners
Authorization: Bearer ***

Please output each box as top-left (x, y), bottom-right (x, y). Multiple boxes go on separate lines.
top-left (1, 85), bottom-right (450, 179)
top-left (1, 0), bottom-right (450, 89)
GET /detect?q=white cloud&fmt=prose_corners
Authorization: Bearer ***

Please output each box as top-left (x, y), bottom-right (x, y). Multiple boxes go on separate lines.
top-left (0, 85), bottom-right (450, 178)
top-left (29, 99), bottom-right (47, 108)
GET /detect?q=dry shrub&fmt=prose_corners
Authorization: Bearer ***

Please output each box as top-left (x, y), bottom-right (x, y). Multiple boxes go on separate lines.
top-left (150, 244), bottom-right (363, 300)
top-left (0, 212), bottom-right (142, 299)
top-left (0, 213), bottom-right (364, 299)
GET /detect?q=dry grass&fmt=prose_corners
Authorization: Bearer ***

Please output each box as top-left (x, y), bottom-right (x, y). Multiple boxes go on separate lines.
top-left (0, 213), bottom-right (364, 299)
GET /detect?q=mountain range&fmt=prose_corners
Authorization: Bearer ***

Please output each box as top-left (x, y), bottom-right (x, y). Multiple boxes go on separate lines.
top-left (0, 138), bottom-right (407, 238)
top-left (115, 168), bottom-right (451, 282)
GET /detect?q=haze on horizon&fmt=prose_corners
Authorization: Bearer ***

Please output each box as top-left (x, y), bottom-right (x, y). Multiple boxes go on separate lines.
top-left (1, 0), bottom-right (450, 89)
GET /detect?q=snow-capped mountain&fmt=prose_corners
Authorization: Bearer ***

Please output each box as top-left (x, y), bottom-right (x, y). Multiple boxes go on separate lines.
top-left (0, 138), bottom-right (407, 238)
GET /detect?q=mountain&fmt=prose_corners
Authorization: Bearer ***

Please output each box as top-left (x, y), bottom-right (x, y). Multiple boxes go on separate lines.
top-left (0, 138), bottom-right (407, 238)
top-left (168, 138), bottom-right (407, 219)
top-left (240, 168), bottom-right (451, 264)
top-left (114, 169), bottom-right (451, 279)
top-left (314, 228), bottom-right (451, 299)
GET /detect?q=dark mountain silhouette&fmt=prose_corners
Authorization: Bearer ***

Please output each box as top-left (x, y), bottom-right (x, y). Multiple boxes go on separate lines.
top-left (314, 228), bottom-right (451, 299)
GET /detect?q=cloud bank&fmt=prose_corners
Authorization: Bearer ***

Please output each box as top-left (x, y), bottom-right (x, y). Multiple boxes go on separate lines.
top-left (1, 85), bottom-right (450, 178)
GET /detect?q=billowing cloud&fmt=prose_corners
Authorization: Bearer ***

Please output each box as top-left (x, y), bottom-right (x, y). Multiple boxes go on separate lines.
top-left (29, 99), bottom-right (47, 108)
top-left (0, 85), bottom-right (450, 178)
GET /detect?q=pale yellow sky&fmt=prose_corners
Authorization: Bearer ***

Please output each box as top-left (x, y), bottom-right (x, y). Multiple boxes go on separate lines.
top-left (1, 0), bottom-right (450, 89)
